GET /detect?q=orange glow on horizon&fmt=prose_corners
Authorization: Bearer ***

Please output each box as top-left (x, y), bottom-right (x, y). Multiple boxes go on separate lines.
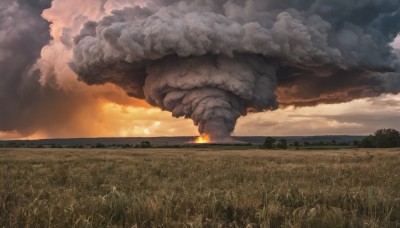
top-left (194, 134), bottom-right (211, 144)
top-left (3, 94), bottom-right (400, 140)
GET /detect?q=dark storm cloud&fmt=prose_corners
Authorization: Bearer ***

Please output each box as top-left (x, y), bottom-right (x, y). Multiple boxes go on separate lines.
top-left (68, 0), bottom-right (400, 140)
top-left (0, 0), bottom-right (51, 134)
top-left (0, 0), bottom-right (102, 137)
top-left (277, 70), bottom-right (400, 107)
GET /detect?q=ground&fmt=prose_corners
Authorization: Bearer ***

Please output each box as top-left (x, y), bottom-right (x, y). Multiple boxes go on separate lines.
top-left (0, 147), bottom-right (399, 227)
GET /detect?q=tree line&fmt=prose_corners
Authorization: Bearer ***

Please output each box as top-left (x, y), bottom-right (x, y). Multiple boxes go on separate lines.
top-left (262, 128), bottom-right (400, 149)
top-left (359, 128), bottom-right (400, 148)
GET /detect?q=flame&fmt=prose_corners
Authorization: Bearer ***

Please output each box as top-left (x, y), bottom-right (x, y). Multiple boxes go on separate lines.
top-left (194, 134), bottom-right (211, 144)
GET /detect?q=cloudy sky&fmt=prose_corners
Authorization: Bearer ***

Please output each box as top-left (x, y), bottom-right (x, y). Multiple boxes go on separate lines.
top-left (1, 0), bottom-right (400, 140)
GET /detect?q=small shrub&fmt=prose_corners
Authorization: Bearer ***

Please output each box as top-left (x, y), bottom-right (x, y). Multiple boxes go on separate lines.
top-left (135, 141), bottom-right (152, 148)
top-left (95, 143), bottom-right (106, 148)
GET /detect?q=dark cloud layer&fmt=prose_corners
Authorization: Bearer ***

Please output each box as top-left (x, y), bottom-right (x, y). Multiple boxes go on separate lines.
top-left (72, 0), bottom-right (400, 140)
top-left (0, 0), bottom-right (52, 134)
top-left (0, 0), bottom-right (117, 137)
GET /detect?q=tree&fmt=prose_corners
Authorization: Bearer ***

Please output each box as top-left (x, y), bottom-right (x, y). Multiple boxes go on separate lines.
top-left (263, 137), bottom-right (276, 149)
top-left (359, 129), bottom-right (400, 148)
top-left (95, 143), bottom-right (106, 148)
top-left (360, 136), bottom-right (375, 148)
top-left (136, 141), bottom-right (152, 148)
top-left (122, 144), bottom-right (132, 148)
top-left (277, 139), bottom-right (288, 149)
top-left (374, 128), bottom-right (400, 148)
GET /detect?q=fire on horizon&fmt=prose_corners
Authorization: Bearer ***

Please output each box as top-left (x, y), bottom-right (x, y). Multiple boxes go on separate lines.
top-left (194, 134), bottom-right (211, 144)
top-left (1, 0), bottom-right (400, 141)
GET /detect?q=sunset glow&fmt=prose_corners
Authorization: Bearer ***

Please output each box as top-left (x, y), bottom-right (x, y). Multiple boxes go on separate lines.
top-left (1, 0), bottom-right (400, 140)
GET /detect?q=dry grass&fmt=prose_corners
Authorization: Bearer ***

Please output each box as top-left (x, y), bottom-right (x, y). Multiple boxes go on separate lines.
top-left (0, 147), bottom-right (399, 227)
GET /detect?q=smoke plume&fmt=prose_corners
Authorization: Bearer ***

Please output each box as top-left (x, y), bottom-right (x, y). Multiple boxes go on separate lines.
top-left (70, 0), bottom-right (400, 141)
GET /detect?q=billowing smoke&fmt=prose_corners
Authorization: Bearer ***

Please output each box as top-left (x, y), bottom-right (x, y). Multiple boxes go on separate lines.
top-left (71, 0), bottom-right (400, 141)
top-left (144, 54), bottom-right (277, 139)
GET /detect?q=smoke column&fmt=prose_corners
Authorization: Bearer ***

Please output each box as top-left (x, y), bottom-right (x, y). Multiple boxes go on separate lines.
top-left (70, 0), bottom-right (400, 141)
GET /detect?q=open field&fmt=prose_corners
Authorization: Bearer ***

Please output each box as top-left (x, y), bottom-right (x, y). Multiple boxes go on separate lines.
top-left (0, 148), bottom-right (400, 227)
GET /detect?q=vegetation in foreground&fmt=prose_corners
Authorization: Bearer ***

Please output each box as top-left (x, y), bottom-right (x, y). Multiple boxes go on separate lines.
top-left (0, 148), bottom-right (399, 227)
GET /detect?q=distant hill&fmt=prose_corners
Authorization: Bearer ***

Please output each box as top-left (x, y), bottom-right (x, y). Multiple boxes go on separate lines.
top-left (0, 136), bottom-right (366, 146)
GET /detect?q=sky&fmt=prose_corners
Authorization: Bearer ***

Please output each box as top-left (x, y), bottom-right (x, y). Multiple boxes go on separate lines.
top-left (1, 0), bottom-right (400, 140)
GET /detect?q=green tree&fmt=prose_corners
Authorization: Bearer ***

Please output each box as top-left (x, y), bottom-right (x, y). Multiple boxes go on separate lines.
top-left (136, 141), bottom-right (152, 148)
top-left (360, 135), bottom-right (376, 148)
top-left (360, 129), bottom-right (400, 148)
top-left (374, 128), bottom-right (400, 148)
top-left (277, 139), bottom-right (288, 149)
top-left (263, 137), bottom-right (276, 149)
top-left (122, 144), bottom-right (132, 148)
top-left (95, 143), bottom-right (106, 148)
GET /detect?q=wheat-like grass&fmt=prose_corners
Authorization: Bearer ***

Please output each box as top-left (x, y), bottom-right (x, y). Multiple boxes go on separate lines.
top-left (0, 148), bottom-right (399, 227)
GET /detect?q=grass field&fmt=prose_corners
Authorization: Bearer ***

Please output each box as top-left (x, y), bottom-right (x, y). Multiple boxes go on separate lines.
top-left (0, 148), bottom-right (399, 227)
